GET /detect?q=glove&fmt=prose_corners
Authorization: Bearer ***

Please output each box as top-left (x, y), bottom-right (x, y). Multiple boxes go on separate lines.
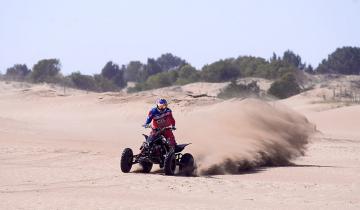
top-left (171, 126), bottom-right (176, 130)
top-left (142, 124), bottom-right (150, 128)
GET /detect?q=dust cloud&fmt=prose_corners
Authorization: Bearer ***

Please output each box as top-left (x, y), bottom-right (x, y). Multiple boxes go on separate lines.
top-left (176, 99), bottom-right (315, 175)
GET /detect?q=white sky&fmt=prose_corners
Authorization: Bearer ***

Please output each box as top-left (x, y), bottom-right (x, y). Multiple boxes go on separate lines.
top-left (0, 0), bottom-right (359, 75)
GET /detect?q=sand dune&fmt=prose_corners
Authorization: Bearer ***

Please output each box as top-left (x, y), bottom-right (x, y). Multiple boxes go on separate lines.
top-left (0, 80), bottom-right (359, 209)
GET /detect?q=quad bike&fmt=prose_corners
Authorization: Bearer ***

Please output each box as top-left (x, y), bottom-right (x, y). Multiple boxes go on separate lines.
top-left (120, 126), bottom-right (195, 176)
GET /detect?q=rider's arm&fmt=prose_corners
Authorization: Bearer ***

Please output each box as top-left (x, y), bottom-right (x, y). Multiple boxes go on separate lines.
top-left (169, 110), bottom-right (176, 127)
top-left (145, 110), bottom-right (153, 125)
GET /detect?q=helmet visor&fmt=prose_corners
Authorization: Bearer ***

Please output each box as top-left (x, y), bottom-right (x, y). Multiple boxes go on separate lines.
top-left (157, 103), bottom-right (167, 110)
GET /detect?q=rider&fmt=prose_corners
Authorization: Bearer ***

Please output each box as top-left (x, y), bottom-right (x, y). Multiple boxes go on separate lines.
top-left (143, 98), bottom-right (177, 148)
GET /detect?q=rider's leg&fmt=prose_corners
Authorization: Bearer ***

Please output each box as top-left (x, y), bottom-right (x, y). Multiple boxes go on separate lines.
top-left (164, 129), bottom-right (176, 147)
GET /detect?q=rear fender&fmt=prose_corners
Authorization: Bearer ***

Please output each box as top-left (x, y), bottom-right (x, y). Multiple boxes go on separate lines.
top-left (175, 143), bottom-right (192, 153)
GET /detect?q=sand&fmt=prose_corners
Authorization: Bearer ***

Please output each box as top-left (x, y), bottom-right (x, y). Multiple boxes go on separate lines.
top-left (0, 80), bottom-right (359, 210)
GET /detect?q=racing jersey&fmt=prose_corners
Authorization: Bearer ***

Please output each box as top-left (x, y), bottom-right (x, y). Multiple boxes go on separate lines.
top-left (145, 107), bottom-right (175, 128)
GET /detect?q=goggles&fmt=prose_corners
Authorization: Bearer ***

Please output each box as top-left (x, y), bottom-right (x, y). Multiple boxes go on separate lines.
top-left (157, 103), bottom-right (167, 110)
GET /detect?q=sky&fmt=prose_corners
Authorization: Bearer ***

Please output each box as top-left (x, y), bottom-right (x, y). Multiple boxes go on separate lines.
top-left (0, 0), bottom-right (359, 75)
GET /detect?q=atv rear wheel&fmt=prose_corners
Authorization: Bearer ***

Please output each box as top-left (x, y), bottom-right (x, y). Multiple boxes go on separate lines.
top-left (164, 152), bottom-right (176, 175)
top-left (139, 161), bottom-right (153, 173)
top-left (179, 153), bottom-right (195, 176)
top-left (120, 148), bottom-right (133, 173)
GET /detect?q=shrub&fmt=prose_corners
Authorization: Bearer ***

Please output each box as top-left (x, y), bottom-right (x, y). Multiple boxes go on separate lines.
top-left (5, 64), bottom-right (31, 81)
top-left (218, 80), bottom-right (260, 99)
top-left (176, 65), bottom-right (200, 85)
top-left (31, 59), bottom-right (61, 83)
top-left (145, 70), bottom-right (178, 89)
top-left (201, 59), bottom-right (240, 82)
top-left (69, 72), bottom-right (98, 91)
top-left (268, 73), bottom-right (301, 99)
top-left (94, 74), bottom-right (118, 92)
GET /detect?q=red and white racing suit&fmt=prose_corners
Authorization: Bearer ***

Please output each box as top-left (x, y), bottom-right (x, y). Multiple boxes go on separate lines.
top-left (145, 107), bottom-right (176, 146)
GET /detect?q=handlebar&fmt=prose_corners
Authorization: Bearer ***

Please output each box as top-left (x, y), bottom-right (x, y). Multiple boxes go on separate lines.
top-left (143, 125), bottom-right (176, 131)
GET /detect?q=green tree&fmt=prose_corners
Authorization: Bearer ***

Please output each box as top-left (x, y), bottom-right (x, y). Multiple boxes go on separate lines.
top-left (201, 59), bottom-right (240, 82)
top-left (316, 46), bottom-right (360, 75)
top-left (156, 53), bottom-right (187, 71)
top-left (124, 61), bottom-right (144, 82)
top-left (31, 59), bottom-right (61, 83)
top-left (282, 50), bottom-right (305, 70)
top-left (268, 73), bottom-right (301, 99)
top-left (146, 58), bottom-right (162, 76)
top-left (5, 64), bottom-right (31, 81)
top-left (235, 56), bottom-right (269, 78)
top-left (69, 72), bottom-right (97, 91)
top-left (145, 70), bottom-right (178, 89)
top-left (94, 74), bottom-right (118, 92)
top-left (270, 52), bottom-right (279, 62)
top-left (112, 65), bottom-right (126, 88)
top-left (101, 61), bottom-right (120, 80)
top-left (101, 61), bottom-right (126, 88)
top-left (176, 65), bottom-right (200, 85)
top-left (305, 64), bottom-right (314, 74)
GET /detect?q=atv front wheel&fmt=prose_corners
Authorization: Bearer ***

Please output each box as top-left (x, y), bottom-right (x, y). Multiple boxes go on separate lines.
top-left (164, 152), bottom-right (176, 175)
top-left (139, 161), bottom-right (153, 173)
top-left (120, 148), bottom-right (133, 173)
top-left (179, 153), bottom-right (195, 176)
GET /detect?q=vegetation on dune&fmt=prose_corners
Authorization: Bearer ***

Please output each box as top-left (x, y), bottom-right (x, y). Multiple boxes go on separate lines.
top-left (316, 46), bottom-right (360, 75)
top-left (218, 80), bottom-right (260, 99)
top-left (4, 64), bottom-right (31, 81)
top-left (1, 47), bottom-right (359, 99)
top-left (129, 50), bottom-right (308, 95)
top-left (31, 59), bottom-right (62, 83)
top-left (268, 73), bottom-right (301, 99)
top-left (68, 72), bottom-right (98, 92)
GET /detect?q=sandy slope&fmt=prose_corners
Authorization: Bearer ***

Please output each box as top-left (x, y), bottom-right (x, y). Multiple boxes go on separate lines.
top-left (0, 81), bottom-right (359, 210)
